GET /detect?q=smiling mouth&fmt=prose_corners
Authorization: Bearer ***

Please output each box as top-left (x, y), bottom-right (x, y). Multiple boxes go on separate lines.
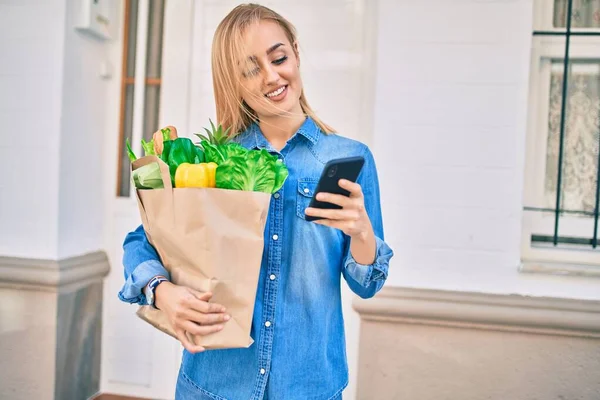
top-left (265, 85), bottom-right (287, 98)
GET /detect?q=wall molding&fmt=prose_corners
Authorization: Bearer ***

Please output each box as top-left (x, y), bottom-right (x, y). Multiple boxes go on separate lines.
top-left (0, 251), bottom-right (110, 292)
top-left (353, 286), bottom-right (600, 338)
top-left (520, 260), bottom-right (600, 278)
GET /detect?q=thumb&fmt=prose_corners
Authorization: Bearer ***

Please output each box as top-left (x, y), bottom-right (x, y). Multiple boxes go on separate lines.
top-left (193, 291), bottom-right (213, 302)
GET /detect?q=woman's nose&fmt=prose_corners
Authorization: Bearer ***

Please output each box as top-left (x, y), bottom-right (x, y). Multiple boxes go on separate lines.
top-left (263, 64), bottom-right (280, 86)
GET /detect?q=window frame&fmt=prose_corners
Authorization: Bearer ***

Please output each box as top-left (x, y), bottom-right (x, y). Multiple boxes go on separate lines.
top-left (115, 0), bottom-right (166, 198)
top-left (521, 0), bottom-right (600, 272)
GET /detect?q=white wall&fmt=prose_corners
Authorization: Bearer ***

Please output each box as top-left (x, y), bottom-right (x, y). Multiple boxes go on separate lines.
top-left (0, 0), bottom-right (65, 259)
top-left (0, 0), bottom-right (109, 261)
top-left (57, 0), bottom-right (111, 259)
top-left (373, 0), bottom-right (600, 300)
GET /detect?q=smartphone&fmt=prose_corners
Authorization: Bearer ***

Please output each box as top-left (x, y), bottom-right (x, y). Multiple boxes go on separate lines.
top-left (305, 156), bottom-right (365, 222)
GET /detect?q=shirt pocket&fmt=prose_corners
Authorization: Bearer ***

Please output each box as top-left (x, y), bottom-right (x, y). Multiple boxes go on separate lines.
top-left (296, 178), bottom-right (319, 220)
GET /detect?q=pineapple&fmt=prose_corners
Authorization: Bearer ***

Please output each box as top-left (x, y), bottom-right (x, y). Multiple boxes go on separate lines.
top-left (195, 119), bottom-right (232, 145)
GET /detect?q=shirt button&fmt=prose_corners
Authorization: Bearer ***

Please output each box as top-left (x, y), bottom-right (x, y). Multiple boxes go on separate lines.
top-left (272, 234), bottom-right (279, 241)
top-left (303, 188), bottom-right (310, 194)
top-left (269, 274), bottom-right (276, 280)
top-left (265, 321), bottom-right (272, 327)
top-left (273, 193), bottom-right (280, 199)
top-left (260, 368), bottom-right (266, 375)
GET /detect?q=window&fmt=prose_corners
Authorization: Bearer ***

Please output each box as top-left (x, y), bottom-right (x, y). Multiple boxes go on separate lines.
top-left (116, 0), bottom-right (166, 197)
top-left (522, 0), bottom-right (600, 271)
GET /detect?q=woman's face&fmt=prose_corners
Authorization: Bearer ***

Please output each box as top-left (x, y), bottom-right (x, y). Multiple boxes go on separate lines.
top-left (238, 20), bottom-right (303, 120)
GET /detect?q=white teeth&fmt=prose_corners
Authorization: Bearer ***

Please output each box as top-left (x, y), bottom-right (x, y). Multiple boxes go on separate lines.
top-left (266, 86), bottom-right (285, 98)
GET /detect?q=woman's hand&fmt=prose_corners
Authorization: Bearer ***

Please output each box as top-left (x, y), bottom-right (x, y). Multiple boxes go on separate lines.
top-left (304, 179), bottom-right (372, 240)
top-left (304, 179), bottom-right (377, 265)
top-left (155, 282), bottom-right (230, 353)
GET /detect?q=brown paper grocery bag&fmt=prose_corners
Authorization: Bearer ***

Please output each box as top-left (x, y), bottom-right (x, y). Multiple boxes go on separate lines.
top-left (131, 155), bottom-right (270, 349)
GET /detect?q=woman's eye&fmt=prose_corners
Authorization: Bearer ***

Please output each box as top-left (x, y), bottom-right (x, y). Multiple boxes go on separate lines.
top-left (273, 56), bottom-right (288, 65)
top-left (242, 56), bottom-right (287, 77)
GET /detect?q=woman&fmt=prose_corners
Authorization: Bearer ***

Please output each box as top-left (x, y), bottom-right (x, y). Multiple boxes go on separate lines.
top-left (119, 4), bottom-right (394, 400)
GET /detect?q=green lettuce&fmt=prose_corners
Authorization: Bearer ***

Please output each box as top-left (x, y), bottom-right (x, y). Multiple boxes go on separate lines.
top-left (215, 148), bottom-right (288, 193)
top-left (201, 141), bottom-right (248, 164)
top-left (272, 158), bottom-right (288, 193)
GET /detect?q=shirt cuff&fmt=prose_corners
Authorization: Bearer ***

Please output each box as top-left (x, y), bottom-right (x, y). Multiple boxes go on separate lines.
top-left (344, 236), bottom-right (393, 288)
top-left (118, 260), bottom-right (170, 305)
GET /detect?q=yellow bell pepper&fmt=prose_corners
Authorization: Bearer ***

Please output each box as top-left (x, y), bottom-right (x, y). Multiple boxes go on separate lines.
top-left (175, 162), bottom-right (218, 188)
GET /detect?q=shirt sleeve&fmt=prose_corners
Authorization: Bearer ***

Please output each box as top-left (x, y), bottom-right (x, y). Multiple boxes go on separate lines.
top-left (342, 146), bottom-right (394, 299)
top-left (118, 224), bottom-right (170, 305)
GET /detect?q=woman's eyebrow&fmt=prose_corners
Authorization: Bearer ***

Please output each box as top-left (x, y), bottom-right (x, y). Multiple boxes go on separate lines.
top-left (244, 43), bottom-right (285, 64)
top-left (266, 43), bottom-right (284, 55)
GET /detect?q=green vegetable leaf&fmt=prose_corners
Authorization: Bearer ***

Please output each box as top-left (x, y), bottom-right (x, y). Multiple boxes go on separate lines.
top-left (133, 172), bottom-right (142, 188)
top-left (193, 145), bottom-right (205, 164)
top-left (201, 140), bottom-right (226, 164)
top-left (141, 138), bottom-right (155, 156)
top-left (126, 138), bottom-right (137, 162)
top-left (132, 162), bottom-right (164, 189)
top-left (215, 148), bottom-right (288, 193)
top-left (221, 142), bottom-right (248, 159)
top-left (272, 158), bottom-right (289, 193)
top-left (201, 141), bottom-right (248, 165)
top-left (161, 127), bottom-right (172, 141)
top-left (160, 140), bottom-right (173, 164)
top-left (166, 138), bottom-right (205, 184)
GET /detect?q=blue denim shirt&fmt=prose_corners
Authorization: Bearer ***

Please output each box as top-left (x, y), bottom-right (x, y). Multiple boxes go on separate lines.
top-left (119, 117), bottom-right (394, 400)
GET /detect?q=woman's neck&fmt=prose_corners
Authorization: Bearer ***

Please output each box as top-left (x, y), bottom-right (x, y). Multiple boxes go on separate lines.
top-left (258, 112), bottom-right (306, 151)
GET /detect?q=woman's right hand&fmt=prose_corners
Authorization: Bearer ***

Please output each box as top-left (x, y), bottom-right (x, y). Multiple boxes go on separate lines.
top-left (154, 282), bottom-right (230, 353)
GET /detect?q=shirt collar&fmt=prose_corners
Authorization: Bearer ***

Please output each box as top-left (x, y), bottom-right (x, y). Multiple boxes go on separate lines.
top-left (235, 117), bottom-right (321, 150)
top-left (295, 116), bottom-right (321, 146)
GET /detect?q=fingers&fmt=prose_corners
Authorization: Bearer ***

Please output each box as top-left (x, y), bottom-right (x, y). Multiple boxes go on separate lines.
top-left (306, 180), bottom-right (365, 221)
top-left (161, 284), bottom-right (232, 354)
top-left (338, 179), bottom-right (363, 198)
top-left (181, 320), bottom-right (225, 337)
top-left (314, 192), bottom-right (352, 208)
top-left (176, 329), bottom-right (205, 354)
top-left (195, 291), bottom-right (214, 303)
top-left (184, 308), bottom-right (230, 326)
top-left (187, 291), bottom-right (227, 313)
top-left (312, 218), bottom-right (351, 231)
top-left (304, 207), bottom-right (360, 221)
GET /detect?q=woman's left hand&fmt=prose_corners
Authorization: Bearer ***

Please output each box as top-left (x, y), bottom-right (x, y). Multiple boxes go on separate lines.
top-left (304, 179), bottom-right (373, 240)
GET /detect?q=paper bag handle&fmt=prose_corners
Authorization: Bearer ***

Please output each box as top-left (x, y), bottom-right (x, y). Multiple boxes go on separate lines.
top-left (132, 155), bottom-right (173, 190)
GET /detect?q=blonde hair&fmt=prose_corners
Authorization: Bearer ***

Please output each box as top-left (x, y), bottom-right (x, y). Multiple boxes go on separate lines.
top-left (211, 3), bottom-right (334, 136)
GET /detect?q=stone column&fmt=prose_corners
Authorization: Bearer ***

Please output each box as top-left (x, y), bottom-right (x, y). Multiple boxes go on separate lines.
top-left (0, 252), bottom-right (110, 400)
